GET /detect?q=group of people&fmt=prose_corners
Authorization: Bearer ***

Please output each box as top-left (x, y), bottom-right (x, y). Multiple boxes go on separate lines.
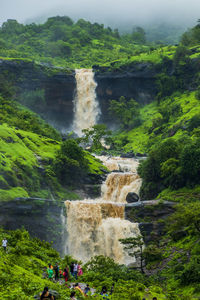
top-left (40, 283), bottom-right (90, 300)
top-left (47, 262), bottom-right (83, 283)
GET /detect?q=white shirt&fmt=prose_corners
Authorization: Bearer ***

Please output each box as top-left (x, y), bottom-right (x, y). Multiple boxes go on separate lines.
top-left (2, 239), bottom-right (7, 247)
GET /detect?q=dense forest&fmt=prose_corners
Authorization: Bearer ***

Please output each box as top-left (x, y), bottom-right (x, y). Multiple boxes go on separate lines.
top-left (1, 15), bottom-right (200, 299)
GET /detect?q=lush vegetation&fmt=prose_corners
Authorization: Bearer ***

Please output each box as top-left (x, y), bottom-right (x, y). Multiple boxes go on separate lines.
top-left (0, 17), bottom-right (152, 69)
top-left (0, 228), bottom-right (173, 299)
top-left (1, 14), bottom-right (200, 300)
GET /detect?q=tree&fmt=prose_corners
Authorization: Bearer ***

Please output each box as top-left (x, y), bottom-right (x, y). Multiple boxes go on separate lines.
top-left (53, 139), bottom-right (87, 184)
top-left (109, 96), bottom-right (140, 130)
top-left (81, 124), bottom-right (112, 151)
top-left (119, 235), bottom-right (144, 273)
top-left (131, 27), bottom-right (146, 44)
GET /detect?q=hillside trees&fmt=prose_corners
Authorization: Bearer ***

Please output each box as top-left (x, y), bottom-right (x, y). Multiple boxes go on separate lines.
top-left (138, 137), bottom-right (200, 199)
top-left (53, 139), bottom-right (88, 184)
top-left (109, 96), bottom-right (141, 130)
top-left (81, 124), bottom-right (112, 151)
top-left (0, 17), bottom-right (149, 68)
top-left (119, 235), bottom-right (145, 273)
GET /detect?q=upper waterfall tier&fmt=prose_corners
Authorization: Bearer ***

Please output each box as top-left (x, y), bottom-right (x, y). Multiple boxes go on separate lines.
top-left (72, 69), bottom-right (100, 136)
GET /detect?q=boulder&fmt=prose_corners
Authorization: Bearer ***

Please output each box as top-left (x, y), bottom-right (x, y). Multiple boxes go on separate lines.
top-left (126, 192), bottom-right (139, 203)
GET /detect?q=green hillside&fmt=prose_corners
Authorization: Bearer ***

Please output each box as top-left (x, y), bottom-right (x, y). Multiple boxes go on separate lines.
top-left (0, 17), bottom-right (151, 68)
top-left (1, 16), bottom-right (200, 299)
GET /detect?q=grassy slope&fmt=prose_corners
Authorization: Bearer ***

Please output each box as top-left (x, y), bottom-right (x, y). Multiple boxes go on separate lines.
top-left (0, 122), bottom-right (106, 202)
top-left (116, 91), bottom-right (200, 153)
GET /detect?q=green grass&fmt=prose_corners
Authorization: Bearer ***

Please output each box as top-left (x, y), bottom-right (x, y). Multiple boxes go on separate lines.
top-left (116, 91), bottom-right (200, 154)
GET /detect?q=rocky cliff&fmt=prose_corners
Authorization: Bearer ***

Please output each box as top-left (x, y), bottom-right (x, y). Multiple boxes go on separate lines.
top-left (0, 59), bottom-right (159, 130)
top-left (0, 198), bottom-right (66, 254)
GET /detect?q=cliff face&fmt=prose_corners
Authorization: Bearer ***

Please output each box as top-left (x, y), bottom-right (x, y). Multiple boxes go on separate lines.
top-left (94, 63), bottom-right (159, 124)
top-left (0, 198), bottom-right (66, 254)
top-left (0, 59), bottom-right (159, 130)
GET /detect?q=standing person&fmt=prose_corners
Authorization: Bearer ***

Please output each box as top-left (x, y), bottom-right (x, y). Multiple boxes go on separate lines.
top-left (2, 238), bottom-right (7, 252)
top-left (84, 284), bottom-right (90, 296)
top-left (54, 263), bottom-right (59, 281)
top-left (73, 263), bottom-right (78, 280)
top-left (63, 268), bottom-right (69, 284)
top-left (100, 286), bottom-right (109, 299)
top-left (74, 283), bottom-right (84, 296)
top-left (40, 287), bottom-right (54, 299)
top-left (110, 283), bottom-right (114, 295)
top-left (47, 265), bottom-right (54, 281)
top-left (70, 262), bottom-right (74, 276)
top-left (78, 265), bottom-right (83, 276)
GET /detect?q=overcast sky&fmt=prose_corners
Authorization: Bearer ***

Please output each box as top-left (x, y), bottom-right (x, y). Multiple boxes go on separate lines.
top-left (1, 0), bottom-right (200, 29)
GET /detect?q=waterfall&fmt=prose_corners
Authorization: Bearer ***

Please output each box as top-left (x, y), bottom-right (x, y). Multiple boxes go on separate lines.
top-left (73, 69), bottom-right (100, 136)
top-left (65, 156), bottom-right (142, 265)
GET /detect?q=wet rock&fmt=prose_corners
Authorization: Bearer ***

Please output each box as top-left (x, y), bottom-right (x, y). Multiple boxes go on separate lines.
top-left (0, 198), bottom-right (65, 255)
top-left (120, 152), bottom-right (135, 158)
top-left (136, 153), bottom-right (146, 157)
top-left (126, 192), bottom-right (139, 203)
top-left (125, 200), bottom-right (176, 244)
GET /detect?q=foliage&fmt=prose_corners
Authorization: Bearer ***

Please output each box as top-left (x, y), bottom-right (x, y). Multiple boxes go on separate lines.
top-left (109, 96), bottom-right (141, 130)
top-left (181, 20), bottom-right (200, 46)
top-left (119, 235), bottom-right (144, 273)
top-left (0, 96), bottom-right (61, 140)
top-left (81, 124), bottom-right (112, 151)
top-left (53, 139), bottom-right (88, 185)
top-left (0, 17), bottom-right (151, 69)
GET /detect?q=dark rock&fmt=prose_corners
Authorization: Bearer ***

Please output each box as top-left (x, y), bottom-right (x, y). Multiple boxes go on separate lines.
top-left (171, 230), bottom-right (187, 241)
top-left (125, 200), bottom-right (176, 244)
top-left (100, 151), bottom-right (108, 156)
top-left (121, 152), bottom-right (135, 158)
top-left (0, 198), bottom-right (66, 255)
top-left (126, 192), bottom-right (139, 203)
top-left (136, 153), bottom-right (146, 157)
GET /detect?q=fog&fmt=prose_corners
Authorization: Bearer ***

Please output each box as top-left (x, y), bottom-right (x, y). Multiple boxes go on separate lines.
top-left (1, 0), bottom-right (200, 30)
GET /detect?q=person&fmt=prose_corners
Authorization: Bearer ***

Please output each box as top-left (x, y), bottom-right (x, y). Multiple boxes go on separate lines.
top-left (2, 238), bottom-right (7, 252)
top-left (47, 265), bottom-right (54, 280)
top-left (100, 286), bottom-right (109, 299)
top-left (40, 287), bottom-right (54, 299)
top-left (74, 283), bottom-right (84, 296)
top-left (78, 264), bottom-right (83, 276)
top-left (70, 291), bottom-right (77, 300)
top-left (73, 263), bottom-right (78, 279)
top-left (70, 262), bottom-right (74, 276)
top-left (110, 283), bottom-right (114, 295)
top-left (84, 284), bottom-right (90, 296)
top-left (59, 268), bottom-right (63, 279)
top-left (54, 263), bottom-right (59, 281)
top-left (63, 267), bottom-right (69, 284)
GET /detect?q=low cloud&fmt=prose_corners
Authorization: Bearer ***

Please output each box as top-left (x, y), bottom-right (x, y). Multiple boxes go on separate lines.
top-left (1, 0), bottom-right (199, 29)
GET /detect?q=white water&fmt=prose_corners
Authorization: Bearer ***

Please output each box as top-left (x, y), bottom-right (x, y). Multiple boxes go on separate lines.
top-left (72, 69), bottom-right (100, 136)
top-left (65, 156), bottom-right (142, 265)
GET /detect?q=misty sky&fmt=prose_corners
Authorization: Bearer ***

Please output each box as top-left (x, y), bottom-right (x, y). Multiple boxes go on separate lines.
top-left (1, 0), bottom-right (200, 29)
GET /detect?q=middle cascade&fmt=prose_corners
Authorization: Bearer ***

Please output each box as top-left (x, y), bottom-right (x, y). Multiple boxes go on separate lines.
top-left (65, 156), bottom-right (142, 265)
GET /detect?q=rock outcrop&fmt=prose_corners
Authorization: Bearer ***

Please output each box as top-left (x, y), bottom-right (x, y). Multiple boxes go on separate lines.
top-left (125, 200), bottom-right (175, 244)
top-left (0, 198), bottom-right (66, 254)
top-left (0, 59), bottom-right (160, 130)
